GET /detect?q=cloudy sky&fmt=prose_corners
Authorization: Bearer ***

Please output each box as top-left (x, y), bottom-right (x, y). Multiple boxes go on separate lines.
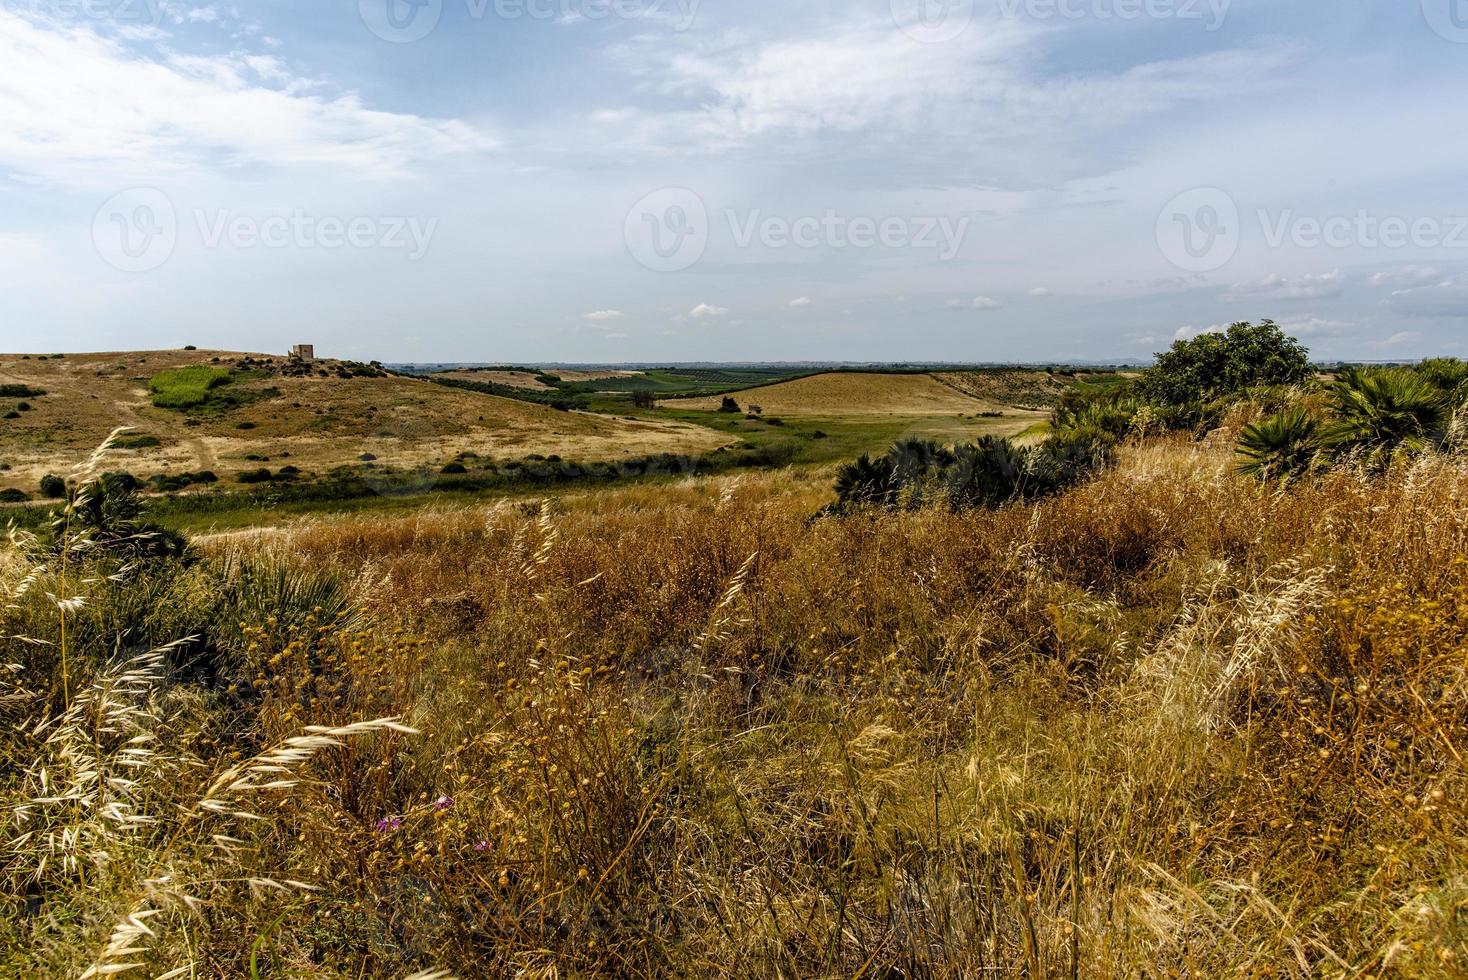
top-left (2, 0), bottom-right (1466, 362)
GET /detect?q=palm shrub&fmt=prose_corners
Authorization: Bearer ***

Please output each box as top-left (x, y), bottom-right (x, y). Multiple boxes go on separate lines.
top-left (944, 435), bottom-right (1033, 509)
top-left (832, 453), bottom-right (900, 508)
top-left (832, 432), bottom-right (1113, 514)
top-left (1236, 405), bottom-right (1323, 483)
top-left (1327, 368), bottom-right (1447, 468)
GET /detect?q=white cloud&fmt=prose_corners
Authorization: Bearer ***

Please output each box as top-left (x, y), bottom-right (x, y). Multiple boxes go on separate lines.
top-left (689, 302), bottom-right (728, 319)
top-left (583, 309), bottom-right (624, 322)
top-left (599, 18), bottom-right (1292, 185)
top-left (1368, 265), bottom-right (1442, 288)
top-left (1221, 270), bottom-right (1345, 302)
top-left (0, 12), bottom-right (493, 188)
top-left (1275, 315), bottom-right (1352, 337)
top-left (971, 295), bottom-right (1002, 310)
top-left (1028, 288), bottom-right (1052, 298)
top-left (1379, 331), bottom-right (1424, 347)
top-left (788, 296), bottom-right (812, 308)
top-left (1387, 272), bottom-right (1468, 318)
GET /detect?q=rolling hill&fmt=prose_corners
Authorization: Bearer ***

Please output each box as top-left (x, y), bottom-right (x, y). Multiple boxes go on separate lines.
top-left (673, 371), bottom-right (1016, 416)
top-left (0, 350), bottom-right (730, 493)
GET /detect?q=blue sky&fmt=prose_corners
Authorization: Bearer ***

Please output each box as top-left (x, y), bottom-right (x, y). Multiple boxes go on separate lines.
top-left (2, 0), bottom-right (1466, 362)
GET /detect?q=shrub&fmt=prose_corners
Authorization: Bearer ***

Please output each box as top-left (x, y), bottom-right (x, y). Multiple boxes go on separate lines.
top-left (718, 396), bottom-right (740, 413)
top-left (1327, 367), bottom-right (1446, 467)
top-left (832, 432), bottom-right (1113, 514)
top-left (1236, 405), bottom-right (1323, 483)
top-left (0, 384), bottom-right (45, 397)
top-left (0, 488), bottom-right (28, 503)
top-left (237, 468), bottom-right (274, 484)
top-left (1140, 320), bottom-right (1312, 407)
top-left (39, 474), bottom-right (66, 499)
top-left (2, 411), bottom-right (18, 420)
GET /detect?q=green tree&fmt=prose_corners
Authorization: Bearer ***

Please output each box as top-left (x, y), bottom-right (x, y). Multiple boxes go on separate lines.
top-left (1141, 320), bottom-right (1312, 406)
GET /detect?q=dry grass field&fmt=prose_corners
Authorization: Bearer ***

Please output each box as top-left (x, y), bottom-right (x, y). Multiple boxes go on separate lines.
top-left (675, 371), bottom-right (1034, 417)
top-left (4, 421), bottom-right (1466, 977)
top-left (0, 351), bottom-right (728, 492)
top-left (934, 369), bottom-right (1130, 408)
top-left (432, 369), bottom-right (642, 391)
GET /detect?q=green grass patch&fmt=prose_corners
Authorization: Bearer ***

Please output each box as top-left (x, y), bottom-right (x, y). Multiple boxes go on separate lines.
top-left (147, 367), bottom-right (235, 410)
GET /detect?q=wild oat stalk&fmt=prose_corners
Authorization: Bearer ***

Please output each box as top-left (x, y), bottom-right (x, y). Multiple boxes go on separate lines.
top-left (692, 551), bottom-right (758, 653)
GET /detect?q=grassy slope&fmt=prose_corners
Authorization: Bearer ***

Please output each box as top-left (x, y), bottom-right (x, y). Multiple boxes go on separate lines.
top-left (0, 350), bottom-right (730, 492)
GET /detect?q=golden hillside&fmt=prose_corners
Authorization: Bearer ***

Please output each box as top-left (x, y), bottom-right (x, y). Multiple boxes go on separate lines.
top-left (0, 350), bottom-right (728, 491)
top-left (674, 371), bottom-right (1017, 416)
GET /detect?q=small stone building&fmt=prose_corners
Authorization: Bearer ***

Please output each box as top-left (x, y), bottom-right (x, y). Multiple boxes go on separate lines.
top-left (290, 344), bottom-right (315, 360)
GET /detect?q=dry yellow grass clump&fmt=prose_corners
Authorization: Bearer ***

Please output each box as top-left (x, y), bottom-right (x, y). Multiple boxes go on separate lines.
top-left (2, 434), bottom-right (1466, 977)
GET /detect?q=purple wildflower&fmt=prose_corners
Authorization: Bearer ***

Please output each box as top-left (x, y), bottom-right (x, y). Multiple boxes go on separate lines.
top-left (434, 795), bottom-right (454, 811)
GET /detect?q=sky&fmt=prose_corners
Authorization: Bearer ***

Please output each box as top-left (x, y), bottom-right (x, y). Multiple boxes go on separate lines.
top-left (1, 0), bottom-right (1466, 363)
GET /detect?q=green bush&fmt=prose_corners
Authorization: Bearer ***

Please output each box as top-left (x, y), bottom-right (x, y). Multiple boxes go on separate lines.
top-left (1140, 320), bottom-right (1312, 407)
top-left (1236, 405), bottom-right (1323, 484)
top-left (1327, 368), bottom-right (1447, 467)
top-left (832, 432), bottom-right (1113, 514)
top-left (0, 488), bottom-right (28, 503)
top-left (0, 384), bottom-right (45, 397)
top-left (39, 474), bottom-right (66, 499)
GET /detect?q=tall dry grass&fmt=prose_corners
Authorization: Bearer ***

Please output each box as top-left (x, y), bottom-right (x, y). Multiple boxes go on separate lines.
top-left (3, 438), bottom-right (1466, 976)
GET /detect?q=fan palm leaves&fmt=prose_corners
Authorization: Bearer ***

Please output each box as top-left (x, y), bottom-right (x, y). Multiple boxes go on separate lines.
top-left (1236, 405), bottom-right (1323, 483)
top-left (1327, 368), bottom-right (1447, 467)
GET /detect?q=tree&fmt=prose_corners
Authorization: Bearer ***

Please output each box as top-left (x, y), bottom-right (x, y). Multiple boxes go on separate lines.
top-left (39, 474), bottom-right (65, 499)
top-left (718, 396), bottom-right (740, 413)
top-left (1141, 320), bottom-right (1312, 406)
